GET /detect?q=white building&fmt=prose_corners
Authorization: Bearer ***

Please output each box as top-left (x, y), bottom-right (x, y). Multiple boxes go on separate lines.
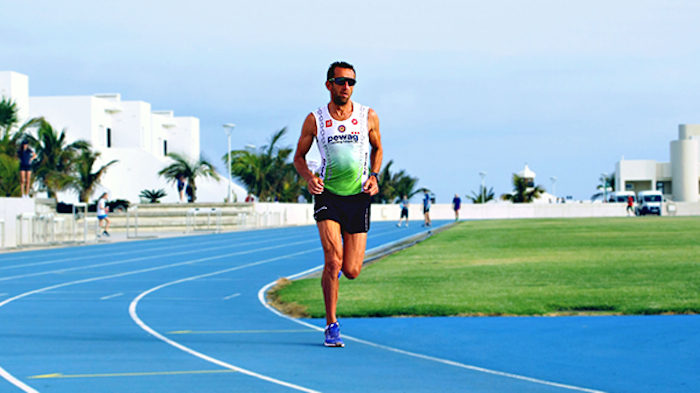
top-left (615, 124), bottom-right (700, 202)
top-left (1, 71), bottom-right (246, 203)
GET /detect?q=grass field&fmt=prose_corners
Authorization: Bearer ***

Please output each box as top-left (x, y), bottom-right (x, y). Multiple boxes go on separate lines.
top-left (270, 217), bottom-right (700, 317)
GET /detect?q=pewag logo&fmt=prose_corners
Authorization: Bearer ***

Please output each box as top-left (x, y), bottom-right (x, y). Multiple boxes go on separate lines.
top-left (327, 134), bottom-right (359, 143)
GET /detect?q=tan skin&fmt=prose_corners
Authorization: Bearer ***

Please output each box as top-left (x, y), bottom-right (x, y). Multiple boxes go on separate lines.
top-left (293, 66), bottom-right (383, 325)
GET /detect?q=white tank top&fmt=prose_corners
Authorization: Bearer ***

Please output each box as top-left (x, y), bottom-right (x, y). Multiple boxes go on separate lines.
top-left (312, 102), bottom-right (370, 196)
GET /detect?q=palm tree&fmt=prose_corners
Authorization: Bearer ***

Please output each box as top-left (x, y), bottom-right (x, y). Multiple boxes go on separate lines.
top-left (0, 97), bottom-right (18, 138)
top-left (159, 152), bottom-right (219, 203)
top-left (501, 174), bottom-right (545, 203)
top-left (467, 185), bottom-right (495, 204)
top-left (375, 160), bottom-right (422, 204)
top-left (139, 188), bottom-right (167, 203)
top-left (30, 120), bottom-right (89, 198)
top-left (71, 149), bottom-right (118, 202)
top-left (591, 173), bottom-right (615, 201)
top-left (225, 128), bottom-right (301, 202)
top-left (0, 154), bottom-right (20, 197)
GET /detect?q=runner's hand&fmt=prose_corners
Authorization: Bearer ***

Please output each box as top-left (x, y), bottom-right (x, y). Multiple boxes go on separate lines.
top-left (308, 176), bottom-right (324, 195)
top-left (363, 175), bottom-right (379, 196)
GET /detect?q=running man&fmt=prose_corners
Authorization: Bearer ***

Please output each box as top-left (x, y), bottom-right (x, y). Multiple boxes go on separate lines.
top-left (18, 140), bottom-right (36, 198)
top-left (294, 61), bottom-right (383, 347)
top-left (97, 192), bottom-right (111, 237)
top-left (397, 195), bottom-right (409, 227)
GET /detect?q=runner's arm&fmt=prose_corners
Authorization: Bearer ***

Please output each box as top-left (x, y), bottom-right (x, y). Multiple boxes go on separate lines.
top-left (364, 109), bottom-right (382, 196)
top-left (294, 113), bottom-right (324, 195)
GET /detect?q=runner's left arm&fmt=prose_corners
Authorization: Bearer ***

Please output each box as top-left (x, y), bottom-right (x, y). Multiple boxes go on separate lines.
top-left (364, 109), bottom-right (382, 196)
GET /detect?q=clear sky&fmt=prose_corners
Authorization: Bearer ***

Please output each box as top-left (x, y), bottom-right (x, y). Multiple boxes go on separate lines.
top-left (3, 1), bottom-right (700, 202)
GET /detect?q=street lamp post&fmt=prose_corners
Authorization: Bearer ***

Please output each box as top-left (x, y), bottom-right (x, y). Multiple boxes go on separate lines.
top-left (223, 123), bottom-right (236, 203)
top-left (550, 176), bottom-right (557, 203)
top-left (478, 171), bottom-right (486, 203)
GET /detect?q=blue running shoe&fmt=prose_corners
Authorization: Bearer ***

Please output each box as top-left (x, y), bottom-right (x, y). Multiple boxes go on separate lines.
top-left (324, 322), bottom-right (345, 347)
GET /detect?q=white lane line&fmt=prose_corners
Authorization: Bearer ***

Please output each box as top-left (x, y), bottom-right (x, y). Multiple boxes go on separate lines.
top-left (100, 293), bottom-right (124, 300)
top-left (0, 246), bottom-right (317, 393)
top-left (128, 249), bottom-right (321, 393)
top-left (0, 366), bottom-right (38, 393)
top-left (223, 293), bottom-right (240, 300)
top-left (0, 232), bottom-right (309, 271)
top-left (255, 239), bottom-right (608, 393)
top-left (0, 237), bottom-right (318, 283)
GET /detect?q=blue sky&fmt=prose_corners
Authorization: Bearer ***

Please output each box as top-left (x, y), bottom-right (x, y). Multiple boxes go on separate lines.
top-left (3, 1), bottom-right (700, 202)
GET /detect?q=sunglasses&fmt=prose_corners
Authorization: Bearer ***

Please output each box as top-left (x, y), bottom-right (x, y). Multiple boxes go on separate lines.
top-left (328, 77), bottom-right (356, 86)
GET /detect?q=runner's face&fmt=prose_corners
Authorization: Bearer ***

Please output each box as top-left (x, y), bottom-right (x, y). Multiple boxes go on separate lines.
top-left (326, 67), bottom-right (355, 105)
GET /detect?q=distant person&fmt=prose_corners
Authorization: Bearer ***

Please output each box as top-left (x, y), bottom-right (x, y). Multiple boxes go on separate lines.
top-left (626, 195), bottom-right (635, 216)
top-left (97, 192), bottom-right (111, 237)
top-left (245, 193), bottom-right (255, 203)
top-left (18, 140), bottom-right (36, 198)
top-left (397, 195), bottom-right (409, 227)
top-left (185, 184), bottom-right (194, 203)
top-left (422, 189), bottom-right (432, 227)
top-left (176, 175), bottom-right (186, 203)
top-left (452, 194), bottom-right (461, 221)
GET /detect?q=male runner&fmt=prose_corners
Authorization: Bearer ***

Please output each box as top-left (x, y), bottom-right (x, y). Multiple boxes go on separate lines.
top-left (294, 61), bottom-right (383, 347)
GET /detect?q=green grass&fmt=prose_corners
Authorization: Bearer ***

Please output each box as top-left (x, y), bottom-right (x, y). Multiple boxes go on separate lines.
top-left (271, 217), bottom-right (700, 317)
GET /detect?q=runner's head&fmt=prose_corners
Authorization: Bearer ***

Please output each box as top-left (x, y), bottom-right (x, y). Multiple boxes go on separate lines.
top-left (326, 61), bottom-right (356, 106)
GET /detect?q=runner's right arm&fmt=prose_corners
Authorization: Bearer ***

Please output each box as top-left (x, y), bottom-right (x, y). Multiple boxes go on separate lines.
top-left (294, 113), bottom-right (324, 195)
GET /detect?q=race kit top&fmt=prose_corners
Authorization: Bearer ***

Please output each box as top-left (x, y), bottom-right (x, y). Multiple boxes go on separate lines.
top-left (312, 102), bottom-right (371, 196)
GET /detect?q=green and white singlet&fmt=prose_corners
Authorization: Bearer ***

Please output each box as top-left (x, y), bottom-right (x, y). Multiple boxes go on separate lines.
top-left (313, 102), bottom-right (370, 196)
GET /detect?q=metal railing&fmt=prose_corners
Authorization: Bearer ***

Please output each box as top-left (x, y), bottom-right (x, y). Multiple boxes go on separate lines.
top-left (186, 208), bottom-right (222, 233)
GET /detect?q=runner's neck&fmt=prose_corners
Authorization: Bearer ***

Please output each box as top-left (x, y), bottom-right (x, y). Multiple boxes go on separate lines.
top-left (327, 101), bottom-right (354, 121)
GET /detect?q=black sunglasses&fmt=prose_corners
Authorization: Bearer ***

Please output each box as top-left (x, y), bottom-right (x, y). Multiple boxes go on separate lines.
top-left (328, 77), bottom-right (356, 86)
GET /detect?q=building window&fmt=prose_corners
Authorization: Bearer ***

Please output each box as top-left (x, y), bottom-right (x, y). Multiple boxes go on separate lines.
top-left (106, 128), bottom-right (112, 148)
top-left (163, 140), bottom-right (168, 156)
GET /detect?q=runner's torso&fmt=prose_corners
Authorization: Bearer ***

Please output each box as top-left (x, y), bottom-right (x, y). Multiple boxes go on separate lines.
top-left (312, 102), bottom-right (370, 196)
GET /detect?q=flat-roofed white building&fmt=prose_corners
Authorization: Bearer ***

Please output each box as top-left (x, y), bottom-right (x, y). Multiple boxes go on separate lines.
top-left (615, 124), bottom-right (700, 202)
top-left (1, 70), bottom-right (245, 203)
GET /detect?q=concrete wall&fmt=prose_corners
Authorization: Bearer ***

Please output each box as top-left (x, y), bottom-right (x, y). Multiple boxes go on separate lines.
top-left (0, 197), bottom-right (35, 248)
top-left (251, 202), bottom-right (655, 227)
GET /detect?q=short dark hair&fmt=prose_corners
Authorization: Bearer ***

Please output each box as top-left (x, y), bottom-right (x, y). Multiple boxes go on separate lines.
top-left (327, 61), bottom-right (355, 81)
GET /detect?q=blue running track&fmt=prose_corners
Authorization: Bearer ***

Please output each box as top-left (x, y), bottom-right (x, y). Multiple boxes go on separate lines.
top-left (0, 221), bottom-right (697, 392)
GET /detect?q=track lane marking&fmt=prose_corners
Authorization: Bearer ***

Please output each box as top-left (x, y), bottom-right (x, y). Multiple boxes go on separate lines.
top-left (129, 249), bottom-right (321, 393)
top-left (167, 329), bottom-right (313, 335)
top-left (0, 245), bottom-right (322, 392)
top-left (0, 224), bottom-right (415, 393)
top-left (100, 293), bottom-right (123, 300)
top-left (28, 369), bottom-right (237, 379)
top-left (0, 232), bottom-right (309, 271)
top-left (223, 293), bottom-right (240, 300)
top-left (256, 230), bottom-right (609, 393)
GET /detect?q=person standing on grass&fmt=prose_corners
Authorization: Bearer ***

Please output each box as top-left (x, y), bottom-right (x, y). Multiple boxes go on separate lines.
top-left (18, 140), bottom-right (36, 198)
top-left (294, 61), bottom-right (383, 348)
top-left (452, 193), bottom-right (461, 221)
top-left (626, 195), bottom-right (635, 216)
top-left (97, 192), bottom-right (111, 237)
top-left (397, 195), bottom-right (409, 227)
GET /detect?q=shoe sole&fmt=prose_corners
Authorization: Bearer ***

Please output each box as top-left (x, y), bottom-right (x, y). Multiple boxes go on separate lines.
top-left (324, 342), bottom-right (345, 347)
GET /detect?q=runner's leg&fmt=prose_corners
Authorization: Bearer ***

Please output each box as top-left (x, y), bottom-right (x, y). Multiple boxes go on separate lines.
top-left (341, 231), bottom-right (367, 279)
top-left (317, 220), bottom-right (343, 325)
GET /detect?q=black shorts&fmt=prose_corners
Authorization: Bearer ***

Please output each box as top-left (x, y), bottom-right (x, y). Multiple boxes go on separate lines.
top-left (313, 190), bottom-right (371, 234)
top-left (20, 164), bottom-right (32, 171)
top-left (400, 208), bottom-right (408, 218)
